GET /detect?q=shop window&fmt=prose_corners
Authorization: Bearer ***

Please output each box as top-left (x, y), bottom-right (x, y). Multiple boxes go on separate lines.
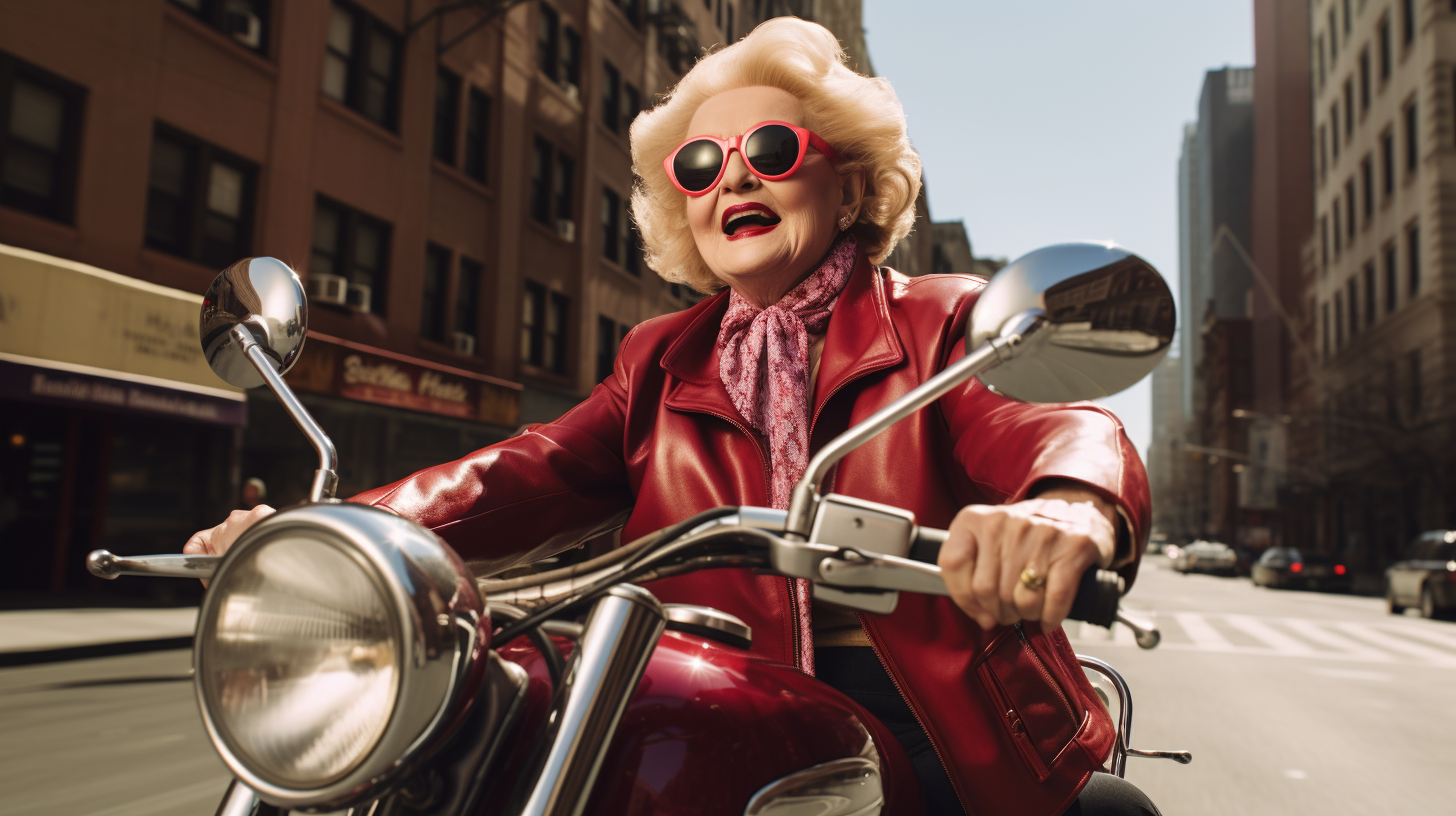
top-left (322, 0), bottom-right (401, 130)
top-left (433, 67), bottom-right (460, 164)
top-left (169, 0), bottom-right (269, 54)
top-left (456, 257), bottom-right (482, 348)
top-left (597, 315), bottom-right (631, 382)
top-left (463, 87), bottom-right (490, 183)
top-left (522, 280), bottom-right (569, 374)
top-left (310, 195), bottom-right (390, 314)
top-left (421, 243), bottom-right (450, 342)
top-left (145, 124), bottom-right (256, 268)
top-left (0, 53), bottom-right (84, 223)
top-left (602, 61), bottom-right (622, 132)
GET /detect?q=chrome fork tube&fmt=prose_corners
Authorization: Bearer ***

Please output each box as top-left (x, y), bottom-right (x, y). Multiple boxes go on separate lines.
top-left (514, 584), bottom-right (666, 816)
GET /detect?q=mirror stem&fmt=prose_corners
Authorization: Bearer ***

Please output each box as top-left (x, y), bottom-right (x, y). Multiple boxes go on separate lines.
top-left (230, 324), bottom-right (339, 501)
top-left (783, 311), bottom-right (1045, 539)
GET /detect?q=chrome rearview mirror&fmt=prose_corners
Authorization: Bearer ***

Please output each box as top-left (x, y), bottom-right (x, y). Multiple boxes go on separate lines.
top-left (969, 242), bottom-right (1174, 404)
top-left (200, 257), bottom-right (309, 388)
top-left (785, 240), bottom-right (1175, 539)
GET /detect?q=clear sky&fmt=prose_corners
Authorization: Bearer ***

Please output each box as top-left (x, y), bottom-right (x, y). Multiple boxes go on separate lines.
top-left (861, 1), bottom-right (1256, 459)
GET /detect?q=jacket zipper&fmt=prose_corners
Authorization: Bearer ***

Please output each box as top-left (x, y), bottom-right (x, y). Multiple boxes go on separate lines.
top-left (685, 405), bottom-right (806, 670)
top-left (862, 620), bottom-right (969, 814)
top-left (1013, 621), bottom-right (1078, 725)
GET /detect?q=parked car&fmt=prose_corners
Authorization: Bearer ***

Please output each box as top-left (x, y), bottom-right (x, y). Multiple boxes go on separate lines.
top-left (1250, 547), bottom-right (1351, 592)
top-left (1173, 540), bottom-right (1238, 576)
top-left (1386, 530), bottom-right (1456, 618)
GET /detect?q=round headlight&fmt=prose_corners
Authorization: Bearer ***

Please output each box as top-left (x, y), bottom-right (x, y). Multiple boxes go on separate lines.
top-left (198, 533), bottom-right (399, 787)
top-left (195, 503), bottom-right (486, 809)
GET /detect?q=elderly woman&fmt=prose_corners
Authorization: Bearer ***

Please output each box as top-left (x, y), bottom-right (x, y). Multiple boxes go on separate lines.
top-left (188, 17), bottom-right (1161, 816)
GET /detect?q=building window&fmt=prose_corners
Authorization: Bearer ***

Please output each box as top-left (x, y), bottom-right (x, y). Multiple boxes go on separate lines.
top-left (463, 87), bottom-right (490, 182)
top-left (522, 280), bottom-right (569, 374)
top-left (1347, 277), bottom-right (1359, 336)
top-left (537, 3), bottom-right (559, 78)
top-left (624, 83), bottom-right (641, 132)
top-left (0, 54), bottom-right (84, 223)
top-left (1359, 49), bottom-right (1370, 111)
top-left (1409, 349), bottom-right (1422, 414)
top-left (311, 195), bottom-right (390, 314)
top-left (1318, 124), bottom-right (1327, 183)
top-left (1322, 301), bottom-right (1331, 357)
top-left (561, 27), bottom-right (582, 96)
top-left (456, 256), bottom-right (482, 348)
top-left (1364, 262), bottom-right (1376, 325)
top-left (1343, 78), bottom-right (1354, 137)
top-left (626, 220), bottom-right (643, 276)
top-left (322, 1), bottom-right (401, 130)
top-left (145, 124), bottom-right (256, 268)
top-left (596, 315), bottom-right (631, 382)
top-left (1345, 177), bottom-right (1355, 239)
top-left (1405, 100), bottom-right (1418, 172)
top-left (169, 0), bottom-right (269, 54)
top-left (602, 61), bottom-right (621, 132)
top-left (554, 151), bottom-right (575, 223)
top-left (1342, 0), bottom-right (1351, 35)
top-left (1407, 222), bottom-right (1420, 295)
top-left (529, 135), bottom-right (577, 233)
top-left (1330, 8), bottom-right (1339, 60)
top-left (608, 0), bottom-right (640, 25)
top-left (433, 68), bottom-right (460, 164)
top-left (1361, 155), bottom-right (1373, 219)
top-left (1320, 214), bottom-right (1330, 268)
top-left (601, 186), bottom-right (621, 262)
top-left (1331, 104), bottom-right (1340, 160)
top-left (530, 137), bottom-right (552, 224)
top-left (1317, 34), bottom-right (1326, 88)
top-left (421, 244), bottom-right (450, 342)
top-left (1379, 16), bottom-right (1392, 80)
top-left (1402, 0), bottom-right (1415, 46)
top-left (1332, 195), bottom-right (1342, 256)
top-left (1384, 243), bottom-right (1397, 312)
top-left (1381, 128), bottom-right (1394, 196)
top-left (1334, 291), bottom-right (1344, 349)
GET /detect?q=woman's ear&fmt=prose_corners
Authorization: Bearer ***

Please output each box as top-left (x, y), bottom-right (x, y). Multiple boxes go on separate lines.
top-left (839, 166), bottom-right (867, 223)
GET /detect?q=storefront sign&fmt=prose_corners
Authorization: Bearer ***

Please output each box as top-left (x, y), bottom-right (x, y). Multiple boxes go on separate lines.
top-left (0, 353), bottom-right (246, 425)
top-left (285, 334), bottom-right (521, 427)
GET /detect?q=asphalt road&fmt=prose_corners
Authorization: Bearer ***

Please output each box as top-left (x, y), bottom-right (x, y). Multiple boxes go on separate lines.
top-left (1069, 555), bottom-right (1456, 815)
top-left (3, 558), bottom-right (1454, 815)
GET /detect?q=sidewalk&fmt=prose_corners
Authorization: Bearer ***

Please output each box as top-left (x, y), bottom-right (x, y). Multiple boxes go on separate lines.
top-left (0, 607), bottom-right (197, 667)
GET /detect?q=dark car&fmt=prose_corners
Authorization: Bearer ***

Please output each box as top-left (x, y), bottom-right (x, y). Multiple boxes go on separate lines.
top-left (1250, 547), bottom-right (1351, 591)
top-left (1386, 530), bottom-right (1456, 618)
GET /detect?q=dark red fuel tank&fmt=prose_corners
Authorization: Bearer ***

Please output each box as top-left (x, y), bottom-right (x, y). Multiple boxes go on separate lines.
top-left (498, 630), bottom-right (918, 816)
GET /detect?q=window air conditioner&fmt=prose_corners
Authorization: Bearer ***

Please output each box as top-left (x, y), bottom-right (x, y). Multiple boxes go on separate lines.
top-left (561, 82), bottom-right (580, 102)
top-left (225, 10), bottom-right (263, 50)
top-left (451, 331), bottom-right (477, 356)
top-left (555, 219), bottom-right (576, 242)
top-left (347, 283), bottom-right (372, 313)
top-left (306, 273), bottom-right (348, 305)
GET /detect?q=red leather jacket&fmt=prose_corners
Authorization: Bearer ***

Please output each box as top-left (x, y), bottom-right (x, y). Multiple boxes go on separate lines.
top-left (354, 252), bottom-right (1151, 816)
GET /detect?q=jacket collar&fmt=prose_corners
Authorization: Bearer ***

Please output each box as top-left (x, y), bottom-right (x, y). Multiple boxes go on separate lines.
top-left (660, 250), bottom-right (905, 421)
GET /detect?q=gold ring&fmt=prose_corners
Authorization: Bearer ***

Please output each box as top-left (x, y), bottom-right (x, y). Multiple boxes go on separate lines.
top-left (1019, 566), bottom-right (1047, 591)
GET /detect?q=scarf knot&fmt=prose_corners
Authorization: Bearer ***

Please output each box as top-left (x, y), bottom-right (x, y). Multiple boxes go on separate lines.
top-left (717, 235), bottom-right (857, 509)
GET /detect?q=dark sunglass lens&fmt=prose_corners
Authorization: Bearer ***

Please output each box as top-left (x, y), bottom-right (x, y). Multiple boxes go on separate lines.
top-left (744, 125), bottom-right (801, 176)
top-left (672, 140), bottom-right (725, 191)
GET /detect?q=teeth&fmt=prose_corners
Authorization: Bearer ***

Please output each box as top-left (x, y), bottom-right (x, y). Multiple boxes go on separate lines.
top-left (728, 208), bottom-right (771, 225)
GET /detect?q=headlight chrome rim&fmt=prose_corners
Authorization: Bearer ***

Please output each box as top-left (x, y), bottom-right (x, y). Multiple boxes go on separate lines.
top-left (194, 502), bottom-right (486, 809)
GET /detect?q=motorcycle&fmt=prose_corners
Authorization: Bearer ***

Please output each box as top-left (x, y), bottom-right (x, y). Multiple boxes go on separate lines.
top-left (87, 241), bottom-right (1190, 816)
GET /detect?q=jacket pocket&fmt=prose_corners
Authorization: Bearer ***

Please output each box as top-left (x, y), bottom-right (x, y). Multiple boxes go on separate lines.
top-left (974, 624), bottom-right (1082, 782)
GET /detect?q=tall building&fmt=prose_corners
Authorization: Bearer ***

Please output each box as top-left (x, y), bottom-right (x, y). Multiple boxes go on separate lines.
top-left (1305, 0), bottom-right (1456, 570)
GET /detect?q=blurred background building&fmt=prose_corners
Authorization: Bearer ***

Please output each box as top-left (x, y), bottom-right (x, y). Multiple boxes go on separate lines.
top-left (0, 0), bottom-right (982, 605)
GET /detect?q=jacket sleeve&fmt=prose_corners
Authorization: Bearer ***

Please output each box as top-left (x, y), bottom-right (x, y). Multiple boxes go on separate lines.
top-left (349, 335), bottom-right (638, 576)
top-left (935, 292), bottom-right (1152, 587)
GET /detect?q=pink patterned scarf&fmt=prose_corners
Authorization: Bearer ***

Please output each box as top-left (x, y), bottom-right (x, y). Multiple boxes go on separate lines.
top-left (717, 234), bottom-right (858, 509)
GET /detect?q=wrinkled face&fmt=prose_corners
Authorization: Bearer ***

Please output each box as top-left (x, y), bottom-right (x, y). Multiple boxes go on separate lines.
top-left (682, 86), bottom-right (850, 302)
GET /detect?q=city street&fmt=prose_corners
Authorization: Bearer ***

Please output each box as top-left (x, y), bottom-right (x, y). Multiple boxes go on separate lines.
top-left (4, 556), bottom-right (1455, 815)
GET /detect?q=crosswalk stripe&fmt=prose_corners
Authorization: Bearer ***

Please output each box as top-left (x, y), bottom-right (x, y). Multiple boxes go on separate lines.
top-left (1279, 618), bottom-right (1391, 661)
top-left (1223, 614), bottom-right (1316, 655)
top-left (1332, 623), bottom-right (1456, 667)
top-left (1174, 612), bottom-right (1232, 649)
top-left (1374, 623), bottom-right (1456, 652)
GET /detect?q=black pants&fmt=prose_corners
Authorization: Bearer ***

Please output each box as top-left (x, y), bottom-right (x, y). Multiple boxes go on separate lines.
top-left (815, 647), bottom-right (1162, 816)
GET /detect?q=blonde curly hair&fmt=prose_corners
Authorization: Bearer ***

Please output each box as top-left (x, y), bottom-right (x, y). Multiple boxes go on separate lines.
top-left (629, 17), bottom-right (922, 294)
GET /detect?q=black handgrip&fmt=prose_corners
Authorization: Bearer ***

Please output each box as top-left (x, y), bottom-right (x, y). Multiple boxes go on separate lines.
top-left (910, 526), bottom-right (1121, 627)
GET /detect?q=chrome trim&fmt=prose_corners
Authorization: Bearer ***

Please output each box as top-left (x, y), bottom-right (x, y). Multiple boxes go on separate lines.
top-left (663, 604), bottom-right (752, 648)
top-left (743, 756), bottom-right (883, 816)
top-left (87, 549), bottom-right (219, 580)
top-left (1077, 654), bottom-right (1133, 777)
top-left (1126, 748), bottom-right (1193, 764)
top-left (513, 584), bottom-right (666, 816)
top-left (230, 323), bottom-right (338, 501)
top-left (195, 502), bottom-right (486, 809)
top-left (214, 779), bottom-right (261, 816)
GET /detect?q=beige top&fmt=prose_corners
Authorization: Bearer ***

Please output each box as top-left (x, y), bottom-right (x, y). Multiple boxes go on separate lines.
top-left (804, 331), bottom-right (872, 648)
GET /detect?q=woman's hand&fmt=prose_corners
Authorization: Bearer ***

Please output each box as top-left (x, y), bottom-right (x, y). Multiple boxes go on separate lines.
top-left (183, 505), bottom-right (276, 559)
top-left (938, 484), bottom-right (1117, 631)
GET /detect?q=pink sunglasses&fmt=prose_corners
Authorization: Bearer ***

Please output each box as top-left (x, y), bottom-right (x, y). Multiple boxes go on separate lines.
top-left (663, 120), bottom-right (838, 196)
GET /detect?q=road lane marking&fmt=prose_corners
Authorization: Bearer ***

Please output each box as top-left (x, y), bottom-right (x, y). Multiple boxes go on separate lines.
top-left (1223, 614), bottom-right (1316, 656)
top-left (1307, 666), bottom-right (1392, 681)
top-left (1280, 618), bottom-right (1391, 661)
top-left (1173, 612), bottom-right (1233, 650)
top-left (1373, 622), bottom-right (1456, 652)
top-left (1331, 623), bottom-right (1456, 667)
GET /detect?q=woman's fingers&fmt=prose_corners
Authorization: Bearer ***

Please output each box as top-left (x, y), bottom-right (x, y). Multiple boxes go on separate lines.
top-left (181, 505), bottom-right (276, 558)
top-left (939, 507), bottom-right (996, 630)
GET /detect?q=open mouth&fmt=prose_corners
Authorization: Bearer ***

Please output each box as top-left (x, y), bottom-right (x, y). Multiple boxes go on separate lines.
top-left (721, 203), bottom-right (782, 236)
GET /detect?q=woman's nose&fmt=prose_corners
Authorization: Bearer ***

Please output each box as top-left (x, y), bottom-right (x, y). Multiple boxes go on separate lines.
top-left (720, 150), bottom-right (759, 192)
